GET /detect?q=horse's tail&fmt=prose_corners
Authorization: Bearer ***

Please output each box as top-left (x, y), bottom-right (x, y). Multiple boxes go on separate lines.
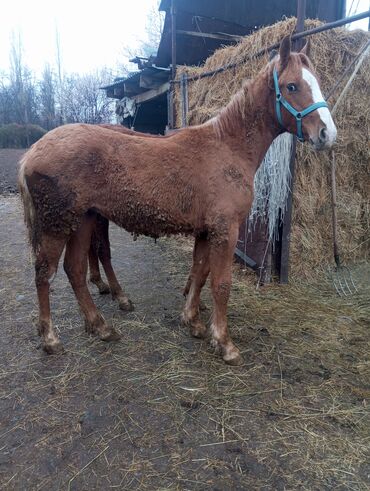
top-left (18, 155), bottom-right (39, 254)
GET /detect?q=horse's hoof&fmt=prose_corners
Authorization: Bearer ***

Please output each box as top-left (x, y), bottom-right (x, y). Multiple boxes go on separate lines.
top-left (98, 283), bottom-right (110, 295)
top-left (210, 338), bottom-right (222, 355)
top-left (223, 353), bottom-right (244, 366)
top-left (99, 328), bottom-right (121, 342)
top-left (43, 341), bottom-right (64, 355)
top-left (181, 315), bottom-right (207, 339)
top-left (118, 298), bottom-right (134, 311)
top-left (190, 322), bottom-right (208, 339)
top-left (90, 279), bottom-right (110, 294)
top-left (85, 321), bottom-right (95, 335)
top-left (199, 300), bottom-right (208, 312)
top-left (85, 317), bottom-right (114, 338)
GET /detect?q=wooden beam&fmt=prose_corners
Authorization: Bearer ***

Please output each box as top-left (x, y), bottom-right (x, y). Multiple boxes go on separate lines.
top-left (278, 137), bottom-right (296, 283)
top-left (133, 82), bottom-right (170, 104)
top-left (123, 82), bottom-right (140, 96)
top-left (167, 88), bottom-right (174, 130)
top-left (177, 30), bottom-right (240, 42)
top-left (171, 0), bottom-right (177, 81)
top-left (180, 73), bottom-right (188, 127)
top-left (140, 73), bottom-right (166, 90)
top-left (169, 0), bottom-right (176, 129)
top-left (215, 31), bottom-right (243, 41)
top-left (113, 87), bottom-right (124, 98)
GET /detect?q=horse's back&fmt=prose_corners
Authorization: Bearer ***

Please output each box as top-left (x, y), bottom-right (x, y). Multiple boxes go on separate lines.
top-left (21, 124), bottom-right (101, 174)
top-left (18, 122), bottom-right (231, 241)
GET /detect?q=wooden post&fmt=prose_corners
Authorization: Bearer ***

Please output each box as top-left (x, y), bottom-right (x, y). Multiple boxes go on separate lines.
top-left (277, 0), bottom-right (306, 283)
top-left (171, 0), bottom-right (177, 81)
top-left (296, 0), bottom-right (306, 38)
top-left (277, 136), bottom-right (296, 283)
top-left (180, 73), bottom-right (188, 127)
top-left (166, 0), bottom-right (177, 130)
top-left (167, 85), bottom-right (174, 130)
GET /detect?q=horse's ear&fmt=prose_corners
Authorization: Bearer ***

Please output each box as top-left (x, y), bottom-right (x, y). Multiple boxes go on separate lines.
top-left (300, 38), bottom-right (311, 58)
top-left (279, 35), bottom-right (291, 71)
top-left (269, 49), bottom-right (278, 61)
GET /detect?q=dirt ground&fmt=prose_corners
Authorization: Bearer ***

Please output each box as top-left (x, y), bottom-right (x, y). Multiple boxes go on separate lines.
top-left (0, 150), bottom-right (369, 490)
top-left (0, 149), bottom-right (25, 194)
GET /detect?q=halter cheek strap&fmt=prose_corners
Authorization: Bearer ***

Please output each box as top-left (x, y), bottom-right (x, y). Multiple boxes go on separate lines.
top-left (273, 67), bottom-right (328, 142)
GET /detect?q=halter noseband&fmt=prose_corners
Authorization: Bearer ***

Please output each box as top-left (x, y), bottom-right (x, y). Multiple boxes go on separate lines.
top-left (273, 67), bottom-right (328, 142)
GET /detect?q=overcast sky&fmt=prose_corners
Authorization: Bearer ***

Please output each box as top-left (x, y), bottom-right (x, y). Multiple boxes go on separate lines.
top-left (0, 0), bottom-right (159, 76)
top-left (0, 0), bottom-right (368, 76)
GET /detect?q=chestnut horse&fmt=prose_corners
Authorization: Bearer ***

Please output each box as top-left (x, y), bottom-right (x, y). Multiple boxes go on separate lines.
top-left (19, 37), bottom-right (336, 364)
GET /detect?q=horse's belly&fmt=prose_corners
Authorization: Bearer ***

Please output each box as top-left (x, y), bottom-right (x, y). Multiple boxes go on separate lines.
top-left (104, 203), bottom-right (194, 238)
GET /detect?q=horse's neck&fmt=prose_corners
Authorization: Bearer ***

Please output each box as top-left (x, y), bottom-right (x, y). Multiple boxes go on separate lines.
top-left (215, 68), bottom-right (280, 174)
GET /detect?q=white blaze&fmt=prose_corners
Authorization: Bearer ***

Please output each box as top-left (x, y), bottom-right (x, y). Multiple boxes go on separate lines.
top-left (302, 67), bottom-right (337, 144)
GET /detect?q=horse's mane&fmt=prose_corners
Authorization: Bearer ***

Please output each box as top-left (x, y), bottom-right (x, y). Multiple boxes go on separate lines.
top-left (212, 79), bottom-right (254, 139)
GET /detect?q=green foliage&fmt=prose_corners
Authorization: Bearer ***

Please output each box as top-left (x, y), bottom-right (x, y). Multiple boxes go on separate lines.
top-left (0, 123), bottom-right (46, 148)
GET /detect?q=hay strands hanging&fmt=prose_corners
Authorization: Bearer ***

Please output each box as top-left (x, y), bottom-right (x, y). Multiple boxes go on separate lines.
top-left (329, 151), bottom-right (358, 296)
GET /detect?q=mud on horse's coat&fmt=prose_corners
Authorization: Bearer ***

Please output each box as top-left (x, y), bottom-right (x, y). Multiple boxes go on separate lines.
top-left (19, 36), bottom-right (336, 364)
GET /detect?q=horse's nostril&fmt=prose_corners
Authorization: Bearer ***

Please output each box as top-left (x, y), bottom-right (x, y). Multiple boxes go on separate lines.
top-left (319, 127), bottom-right (328, 142)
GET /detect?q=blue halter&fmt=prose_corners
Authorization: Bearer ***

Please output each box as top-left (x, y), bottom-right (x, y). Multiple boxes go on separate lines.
top-left (273, 67), bottom-right (329, 142)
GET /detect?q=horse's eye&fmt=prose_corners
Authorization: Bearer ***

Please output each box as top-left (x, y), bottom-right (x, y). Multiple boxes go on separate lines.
top-left (287, 83), bottom-right (297, 92)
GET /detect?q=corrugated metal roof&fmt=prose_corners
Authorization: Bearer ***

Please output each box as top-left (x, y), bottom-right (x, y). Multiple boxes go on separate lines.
top-left (100, 72), bottom-right (140, 90)
top-left (156, 0), bottom-right (346, 67)
top-left (159, 0), bottom-right (346, 30)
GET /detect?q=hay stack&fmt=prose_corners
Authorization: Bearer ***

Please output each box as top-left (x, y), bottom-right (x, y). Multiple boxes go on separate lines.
top-left (174, 18), bottom-right (370, 278)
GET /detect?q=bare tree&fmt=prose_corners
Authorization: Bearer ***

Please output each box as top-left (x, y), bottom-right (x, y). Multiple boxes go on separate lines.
top-left (9, 30), bottom-right (30, 144)
top-left (62, 69), bottom-right (115, 124)
top-left (139, 1), bottom-right (164, 58)
top-left (55, 23), bottom-right (65, 125)
top-left (0, 72), bottom-right (13, 124)
top-left (0, 26), bottom-right (119, 131)
top-left (119, 0), bottom-right (164, 69)
top-left (10, 36), bottom-right (38, 124)
top-left (39, 64), bottom-right (56, 130)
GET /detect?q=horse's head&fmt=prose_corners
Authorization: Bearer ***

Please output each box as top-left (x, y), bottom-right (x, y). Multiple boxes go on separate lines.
top-left (270, 36), bottom-right (337, 150)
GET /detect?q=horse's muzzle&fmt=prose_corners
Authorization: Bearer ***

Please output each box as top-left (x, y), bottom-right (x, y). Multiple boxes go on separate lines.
top-left (310, 124), bottom-right (337, 150)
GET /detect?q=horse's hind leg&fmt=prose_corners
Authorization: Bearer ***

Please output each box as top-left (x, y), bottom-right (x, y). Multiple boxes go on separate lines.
top-left (35, 235), bottom-right (66, 354)
top-left (88, 232), bottom-right (110, 294)
top-left (95, 215), bottom-right (134, 311)
top-left (182, 234), bottom-right (210, 339)
top-left (63, 213), bottom-right (120, 341)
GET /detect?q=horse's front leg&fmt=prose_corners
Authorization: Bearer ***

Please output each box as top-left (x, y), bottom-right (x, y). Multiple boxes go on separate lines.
top-left (209, 221), bottom-right (242, 366)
